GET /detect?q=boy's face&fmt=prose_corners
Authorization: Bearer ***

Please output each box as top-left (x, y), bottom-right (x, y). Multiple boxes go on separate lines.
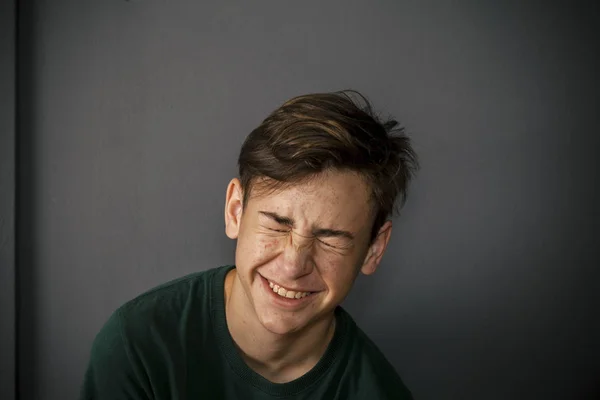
top-left (225, 170), bottom-right (392, 336)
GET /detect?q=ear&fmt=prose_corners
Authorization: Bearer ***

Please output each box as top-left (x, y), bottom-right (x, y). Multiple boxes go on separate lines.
top-left (360, 221), bottom-right (393, 276)
top-left (224, 178), bottom-right (244, 239)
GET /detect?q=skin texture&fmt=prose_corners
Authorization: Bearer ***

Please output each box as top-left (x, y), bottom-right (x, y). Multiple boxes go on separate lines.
top-left (223, 170), bottom-right (393, 383)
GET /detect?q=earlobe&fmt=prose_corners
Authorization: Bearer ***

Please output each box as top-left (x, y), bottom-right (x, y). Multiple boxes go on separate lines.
top-left (224, 178), bottom-right (243, 239)
top-left (360, 221), bottom-right (393, 276)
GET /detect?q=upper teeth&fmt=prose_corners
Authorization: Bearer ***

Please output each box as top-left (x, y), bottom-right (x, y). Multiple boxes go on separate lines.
top-left (268, 281), bottom-right (311, 299)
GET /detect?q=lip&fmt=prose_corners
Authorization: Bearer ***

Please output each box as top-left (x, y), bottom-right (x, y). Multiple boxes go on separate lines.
top-left (259, 275), bottom-right (317, 309)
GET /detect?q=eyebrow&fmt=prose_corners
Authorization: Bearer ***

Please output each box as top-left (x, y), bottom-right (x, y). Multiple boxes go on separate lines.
top-left (259, 211), bottom-right (355, 240)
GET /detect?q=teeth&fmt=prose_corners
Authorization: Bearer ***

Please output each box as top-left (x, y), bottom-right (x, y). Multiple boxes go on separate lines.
top-left (267, 280), bottom-right (311, 299)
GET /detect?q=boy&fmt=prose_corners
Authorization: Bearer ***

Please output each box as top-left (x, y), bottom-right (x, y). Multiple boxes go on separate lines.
top-left (81, 90), bottom-right (418, 399)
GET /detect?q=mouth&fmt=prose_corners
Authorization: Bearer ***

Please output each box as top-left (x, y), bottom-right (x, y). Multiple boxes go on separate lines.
top-left (267, 280), bottom-right (314, 299)
top-left (259, 275), bottom-right (317, 303)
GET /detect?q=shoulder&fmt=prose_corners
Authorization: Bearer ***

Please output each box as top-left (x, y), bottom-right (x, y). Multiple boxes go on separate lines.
top-left (340, 309), bottom-right (413, 399)
top-left (117, 265), bottom-right (233, 322)
top-left (82, 303), bottom-right (150, 398)
top-left (90, 266), bottom-right (223, 351)
top-left (116, 265), bottom-right (231, 338)
top-left (81, 266), bottom-right (232, 398)
top-left (91, 265), bottom-right (232, 362)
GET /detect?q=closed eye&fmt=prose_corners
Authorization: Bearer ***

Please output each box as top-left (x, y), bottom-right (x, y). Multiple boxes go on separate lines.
top-left (268, 227), bottom-right (289, 233)
top-left (317, 238), bottom-right (351, 251)
top-left (318, 239), bottom-right (337, 248)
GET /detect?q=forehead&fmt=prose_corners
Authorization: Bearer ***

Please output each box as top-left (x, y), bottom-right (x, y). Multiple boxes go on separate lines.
top-left (247, 171), bottom-right (373, 226)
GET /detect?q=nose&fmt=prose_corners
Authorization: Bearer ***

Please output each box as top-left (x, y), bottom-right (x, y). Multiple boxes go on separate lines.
top-left (280, 231), bottom-right (314, 278)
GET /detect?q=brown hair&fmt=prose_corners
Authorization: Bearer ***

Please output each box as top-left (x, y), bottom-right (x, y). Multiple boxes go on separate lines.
top-left (237, 90), bottom-right (419, 241)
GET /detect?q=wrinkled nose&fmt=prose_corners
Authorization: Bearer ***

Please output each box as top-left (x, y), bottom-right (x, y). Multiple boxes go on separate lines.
top-left (280, 231), bottom-right (314, 278)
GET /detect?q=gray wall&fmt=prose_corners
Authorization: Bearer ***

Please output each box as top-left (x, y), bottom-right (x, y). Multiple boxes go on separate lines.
top-left (1, 1), bottom-right (16, 399)
top-left (17, 1), bottom-right (600, 399)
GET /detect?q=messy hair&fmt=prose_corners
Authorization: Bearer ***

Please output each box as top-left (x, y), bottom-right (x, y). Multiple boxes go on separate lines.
top-left (237, 90), bottom-right (419, 241)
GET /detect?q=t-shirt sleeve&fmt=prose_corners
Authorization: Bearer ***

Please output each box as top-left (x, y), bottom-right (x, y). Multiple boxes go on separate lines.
top-left (79, 309), bottom-right (152, 400)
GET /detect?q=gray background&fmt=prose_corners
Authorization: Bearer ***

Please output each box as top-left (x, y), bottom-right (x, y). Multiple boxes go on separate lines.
top-left (9, 0), bottom-right (600, 399)
top-left (1, 0), bottom-right (15, 399)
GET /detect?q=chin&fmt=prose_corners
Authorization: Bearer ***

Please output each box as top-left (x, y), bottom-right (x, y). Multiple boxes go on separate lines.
top-left (252, 290), bottom-right (314, 336)
top-left (257, 313), bottom-right (306, 336)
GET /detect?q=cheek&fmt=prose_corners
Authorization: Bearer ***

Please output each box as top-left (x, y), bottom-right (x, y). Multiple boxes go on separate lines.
top-left (315, 252), bottom-right (361, 289)
top-left (243, 234), bottom-right (284, 262)
top-left (259, 239), bottom-right (276, 256)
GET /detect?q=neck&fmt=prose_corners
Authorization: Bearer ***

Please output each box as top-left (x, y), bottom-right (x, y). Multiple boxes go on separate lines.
top-left (224, 269), bottom-right (336, 383)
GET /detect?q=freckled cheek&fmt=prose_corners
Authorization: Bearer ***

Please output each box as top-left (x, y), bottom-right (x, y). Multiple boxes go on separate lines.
top-left (317, 258), bottom-right (358, 298)
top-left (313, 252), bottom-right (347, 272)
top-left (255, 237), bottom-right (284, 258)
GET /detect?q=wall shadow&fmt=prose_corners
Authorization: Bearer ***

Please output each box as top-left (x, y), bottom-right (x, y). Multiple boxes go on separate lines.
top-left (16, 2), bottom-right (39, 399)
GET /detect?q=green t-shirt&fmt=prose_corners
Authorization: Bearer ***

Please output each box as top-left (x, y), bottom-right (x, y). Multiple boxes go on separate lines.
top-left (80, 266), bottom-right (412, 399)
